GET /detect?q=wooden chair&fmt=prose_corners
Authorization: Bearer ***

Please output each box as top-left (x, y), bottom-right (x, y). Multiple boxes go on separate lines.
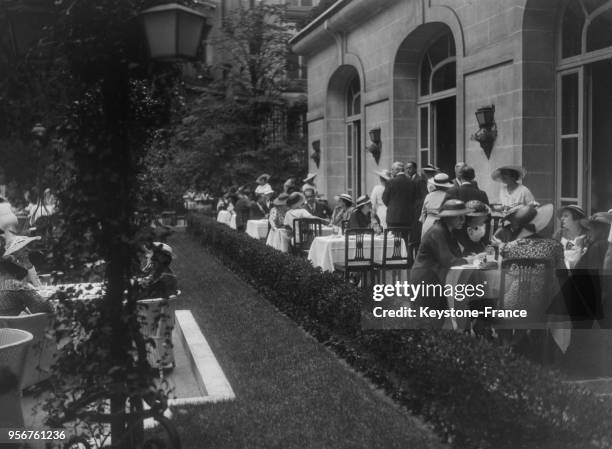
top-left (0, 313), bottom-right (55, 389)
top-left (380, 227), bottom-right (414, 283)
top-left (499, 258), bottom-right (553, 323)
top-left (292, 218), bottom-right (323, 256)
top-left (334, 228), bottom-right (378, 288)
top-left (136, 293), bottom-right (179, 370)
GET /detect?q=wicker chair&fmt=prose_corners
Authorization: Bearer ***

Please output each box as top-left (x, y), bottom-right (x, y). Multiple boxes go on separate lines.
top-left (0, 313), bottom-right (55, 389)
top-left (136, 293), bottom-right (179, 370)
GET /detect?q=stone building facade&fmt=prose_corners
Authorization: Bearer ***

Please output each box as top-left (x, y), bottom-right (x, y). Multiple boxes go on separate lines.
top-left (291, 0), bottom-right (612, 214)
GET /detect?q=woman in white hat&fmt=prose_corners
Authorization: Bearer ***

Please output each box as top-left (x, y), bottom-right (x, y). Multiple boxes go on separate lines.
top-left (420, 173), bottom-right (453, 238)
top-left (254, 174), bottom-right (272, 196)
top-left (370, 170), bottom-right (391, 229)
top-left (330, 193), bottom-right (354, 227)
top-left (491, 166), bottom-right (535, 210)
top-left (136, 242), bottom-right (178, 299)
top-left (283, 192), bottom-right (327, 232)
top-left (552, 205), bottom-right (588, 269)
top-left (302, 173), bottom-right (317, 195)
top-left (0, 233), bottom-right (51, 316)
top-left (348, 195), bottom-right (380, 231)
top-left (266, 193), bottom-right (291, 252)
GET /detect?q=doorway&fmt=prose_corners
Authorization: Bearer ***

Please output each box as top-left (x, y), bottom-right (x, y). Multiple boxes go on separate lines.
top-left (433, 96), bottom-right (456, 177)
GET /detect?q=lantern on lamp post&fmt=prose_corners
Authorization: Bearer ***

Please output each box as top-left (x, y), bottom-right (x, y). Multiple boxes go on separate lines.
top-left (139, 3), bottom-right (208, 61)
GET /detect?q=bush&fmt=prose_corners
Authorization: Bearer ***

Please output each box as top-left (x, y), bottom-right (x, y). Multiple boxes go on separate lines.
top-left (188, 214), bottom-right (612, 449)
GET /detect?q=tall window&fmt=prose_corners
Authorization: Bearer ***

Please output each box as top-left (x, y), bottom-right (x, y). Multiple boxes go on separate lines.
top-left (418, 30), bottom-right (457, 176)
top-left (346, 75), bottom-right (361, 197)
top-left (557, 0), bottom-right (612, 213)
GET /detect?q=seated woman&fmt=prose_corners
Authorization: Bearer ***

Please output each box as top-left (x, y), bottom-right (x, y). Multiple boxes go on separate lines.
top-left (136, 243), bottom-right (178, 299)
top-left (455, 200), bottom-right (491, 256)
top-left (266, 193), bottom-right (290, 252)
top-left (347, 195), bottom-right (381, 231)
top-left (330, 193), bottom-right (354, 228)
top-left (498, 204), bottom-right (564, 317)
top-left (283, 192), bottom-right (327, 231)
top-left (0, 234), bottom-right (51, 316)
top-left (491, 166), bottom-right (535, 210)
top-left (561, 212), bottom-right (612, 328)
top-left (410, 200), bottom-right (470, 327)
top-left (552, 205), bottom-right (588, 269)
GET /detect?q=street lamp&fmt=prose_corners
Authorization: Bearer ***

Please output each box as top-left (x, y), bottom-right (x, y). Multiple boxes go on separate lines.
top-left (140, 3), bottom-right (207, 61)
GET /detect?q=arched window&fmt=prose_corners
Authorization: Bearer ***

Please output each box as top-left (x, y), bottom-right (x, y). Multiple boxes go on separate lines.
top-left (561, 0), bottom-right (612, 58)
top-left (345, 75), bottom-right (361, 197)
top-left (420, 32), bottom-right (456, 97)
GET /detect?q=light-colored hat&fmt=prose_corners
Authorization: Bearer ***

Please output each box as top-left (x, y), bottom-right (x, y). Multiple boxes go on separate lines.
top-left (429, 173), bottom-right (453, 188)
top-left (506, 204), bottom-right (554, 239)
top-left (301, 184), bottom-right (316, 193)
top-left (355, 195), bottom-right (372, 209)
top-left (581, 212), bottom-right (612, 229)
top-left (338, 193), bottom-right (353, 205)
top-left (436, 199), bottom-right (471, 217)
top-left (256, 174), bottom-right (271, 184)
top-left (465, 200), bottom-right (491, 217)
top-left (152, 241), bottom-right (174, 259)
top-left (491, 165), bottom-right (527, 181)
top-left (286, 192), bottom-right (306, 208)
top-left (557, 204), bottom-right (586, 219)
top-left (3, 233), bottom-right (41, 257)
top-left (259, 185), bottom-right (274, 196)
top-left (303, 173), bottom-right (317, 183)
top-left (273, 193), bottom-right (289, 206)
top-left (374, 170), bottom-right (391, 181)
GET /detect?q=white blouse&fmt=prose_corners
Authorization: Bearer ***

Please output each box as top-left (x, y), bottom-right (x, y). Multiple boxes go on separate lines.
top-left (499, 184), bottom-right (535, 209)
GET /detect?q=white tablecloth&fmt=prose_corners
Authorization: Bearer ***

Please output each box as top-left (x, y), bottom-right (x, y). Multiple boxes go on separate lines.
top-left (216, 210), bottom-right (236, 229)
top-left (246, 219), bottom-right (269, 239)
top-left (307, 235), bottom-right (406, 272)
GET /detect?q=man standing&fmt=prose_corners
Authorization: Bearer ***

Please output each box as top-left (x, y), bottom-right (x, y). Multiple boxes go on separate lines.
top-left (406, 161), bottom-right (427, 246)
top-left (453, 162), bottom-right (466, 188)
top-left (383, 161), bottom-right (417, 245)
top-left (445, 165), bottom-right (489, 204)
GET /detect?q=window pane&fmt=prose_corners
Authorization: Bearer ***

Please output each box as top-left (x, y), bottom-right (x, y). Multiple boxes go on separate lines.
top-left (347, 157), bottom-right (353, 194)
top-left (346, 76), bottom-right (360, 116)
top-left (562, 0), bottom-right (585, 58)
top-left (561, 138), bottom-right (579, 198)
top-left (353, 92), bottom-right (361, 115)
top-left (420, 149), bottom-right (429, 167)
top-left (347, 124), bottom-right (353, 156)
top-left (432, 62), bottom-right (456, 93)
top-left (587, 7), bottom-right (612, 52)
top-left (562, 73), bottom-right (579, 135)
top-left (426, 33), bottom-right (454, 67)
top-left (420, 107), bottom-right (428, 148)
top-left (420, 58), bottom-right (431, 96)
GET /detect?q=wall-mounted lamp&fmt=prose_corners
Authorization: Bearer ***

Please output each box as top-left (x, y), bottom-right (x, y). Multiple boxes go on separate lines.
top-left (366, 128), bottom-right (381, 165)
top-left (311, 140), bottom-right (321, 168)
top-left (471, 105), bottom-right (497, 159)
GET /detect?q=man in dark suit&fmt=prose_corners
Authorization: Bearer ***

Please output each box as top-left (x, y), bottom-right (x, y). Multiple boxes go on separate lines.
top-left (445, 165), bottom-right (489, 204)
top-left (406, 161), bottom-right (427, 246)
top-left (383, 161), bottom-right (418, 246)
top-left (303, 187), bottom-right (330, 219)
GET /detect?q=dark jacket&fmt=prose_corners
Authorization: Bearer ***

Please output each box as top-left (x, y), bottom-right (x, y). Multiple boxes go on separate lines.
top-left (304, 200), bottom-right (330, 219)
top-left (348, 209), bottom-right (379, 229)
top-left (382, 173), bottom-right (418, 227)
top-left (445, 182), bottom-right (489, 205)
top-left (234, 198), bottom-right (251, 230)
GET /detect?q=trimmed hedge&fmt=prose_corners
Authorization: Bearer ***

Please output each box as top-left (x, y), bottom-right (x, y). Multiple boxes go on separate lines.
top-left (188, 214), bottom-right (612, 449)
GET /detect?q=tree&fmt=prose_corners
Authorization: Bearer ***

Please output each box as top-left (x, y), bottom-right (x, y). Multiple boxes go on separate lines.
top-left (145, 3), bottom-right (307, 199)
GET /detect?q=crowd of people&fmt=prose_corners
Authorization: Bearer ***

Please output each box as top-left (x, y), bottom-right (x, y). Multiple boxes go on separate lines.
top-left (215, 162), bottom-right (612, 330)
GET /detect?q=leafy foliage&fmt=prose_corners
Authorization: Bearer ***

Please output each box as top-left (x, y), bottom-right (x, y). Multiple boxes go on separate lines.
top-left (189, 214), bottom-right (612, 449)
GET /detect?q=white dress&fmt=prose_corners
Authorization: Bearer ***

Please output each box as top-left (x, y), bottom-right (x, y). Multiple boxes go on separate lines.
top-left (499, 184), bottom-right (535, 209)
top-left (370, 184), bottom-right (387, 229)
top-left (266, 208), bottom-right (290, 253)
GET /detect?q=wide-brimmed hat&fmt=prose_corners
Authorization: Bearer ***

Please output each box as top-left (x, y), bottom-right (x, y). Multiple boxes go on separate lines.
top-left (374, 170), bottom-right (391, 181)
top-left (256, 174), bottom-right (271, 184)
top-left (152, 241), bottom-right (174, 259)
top-left (422, 164), bottom-right (440, 174)
top-left (338, 193), bottom-right (353, 205)
top-left (429, 173), bottom-right (453, 188)
top-left (491, 165), bottom-right (527, 181)
top-left (436, 199), bottom-right (472, 217)
top-left (355, 195), bottom-right (371, 209)
top-left (273, 193), bottom-right (289, 206)
top-left (303, 173), bottom-right (317, 183)
top-left (506, 203), bottom-right (554, 239)
top-left (301, 184), bottom-right (316, 193)
top-left (3, 233), bottom-right (41, 257)
top-left (259, 185), bottom-right (274, 196)
top-left (286, 192), bottom-right (306, 208)
top-left (557, 204), bottom-right (586, 219)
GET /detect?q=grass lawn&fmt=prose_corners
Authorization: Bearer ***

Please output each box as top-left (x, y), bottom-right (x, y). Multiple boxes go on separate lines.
top-left (169, 230), bottom-right (446, 449)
